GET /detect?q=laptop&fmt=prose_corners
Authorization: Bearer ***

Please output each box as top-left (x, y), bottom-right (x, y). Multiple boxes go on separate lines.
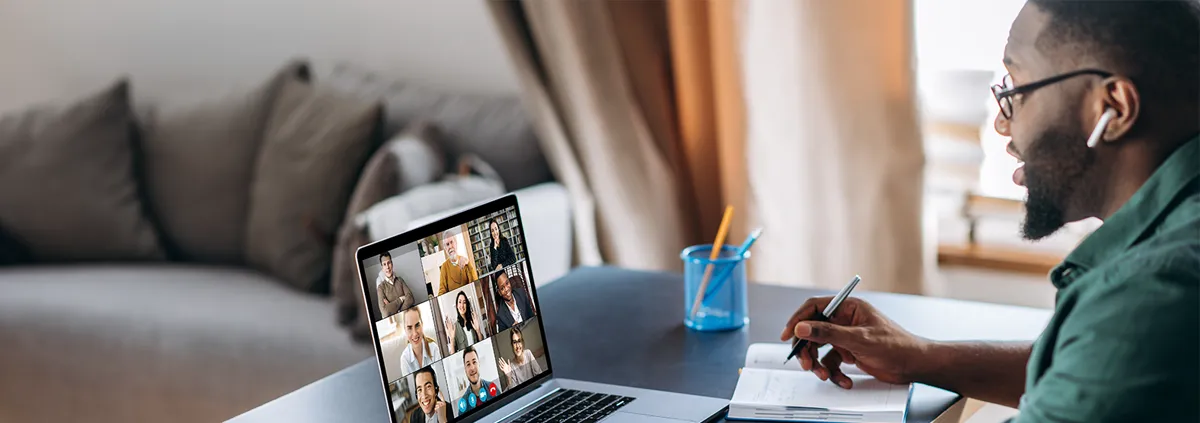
top-left (356, 195), bottom-right (728, 423)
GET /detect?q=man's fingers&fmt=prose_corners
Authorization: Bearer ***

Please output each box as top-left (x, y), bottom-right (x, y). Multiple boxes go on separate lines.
top-left (781, 297), bottom-right (833, 341)
top-left (834, 346), bottom-right (857, 365)
top-left (793, 321), bottom-right (864, 348)
top-left (821, 349), bottom-right (853, 389)
top-left (805, 343), bottom-right (828, 380)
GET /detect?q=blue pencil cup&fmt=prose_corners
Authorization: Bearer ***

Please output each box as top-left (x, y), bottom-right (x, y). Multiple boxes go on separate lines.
top-left (682, 244), bottom-right (749, 331)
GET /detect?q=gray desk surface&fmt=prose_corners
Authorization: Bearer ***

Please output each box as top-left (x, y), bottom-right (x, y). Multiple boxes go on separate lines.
top-left (231, 267), bottom-right (1052, 423)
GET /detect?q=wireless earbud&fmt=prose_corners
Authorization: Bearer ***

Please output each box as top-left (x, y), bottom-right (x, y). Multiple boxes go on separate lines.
top-left (1086, 108), bottom-right (1118, 148)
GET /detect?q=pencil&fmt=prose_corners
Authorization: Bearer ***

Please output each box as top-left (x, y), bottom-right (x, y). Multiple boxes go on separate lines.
top-left (689, 205), bottom-right (734, 318)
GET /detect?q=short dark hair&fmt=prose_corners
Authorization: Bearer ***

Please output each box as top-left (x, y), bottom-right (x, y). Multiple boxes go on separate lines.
top-left (1029, 0), bottom-right (1200, 105)
top-left (463, 345), bottom-right (477, 360)
top-left (379, 252), bottom-right (391, 263)
top-left (414, 365), bottom-right (439, 394)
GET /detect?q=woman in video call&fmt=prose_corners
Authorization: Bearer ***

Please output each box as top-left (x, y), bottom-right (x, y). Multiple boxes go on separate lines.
top-left (444, 291), bottom-right (483, 354)
top-left (498, 325), bottom-right (543, 387)
top-left (409, 366), bottom-right (448, 423)
top-left (486, 218), bottom-right (516, 272)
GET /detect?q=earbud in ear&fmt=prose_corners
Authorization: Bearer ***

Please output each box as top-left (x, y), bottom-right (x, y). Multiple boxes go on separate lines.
top-left (1086, 108), bottom-right (1118, 148)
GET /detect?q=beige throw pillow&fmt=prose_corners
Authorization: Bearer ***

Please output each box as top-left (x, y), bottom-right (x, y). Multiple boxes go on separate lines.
top-left (0, 80), bottom-right (166, 261)
top-left (245, 77), bottom-right (383, 292)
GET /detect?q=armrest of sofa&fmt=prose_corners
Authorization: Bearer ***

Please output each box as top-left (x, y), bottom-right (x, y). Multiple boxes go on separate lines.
top-left (510, 183), bottom-right (572, 286)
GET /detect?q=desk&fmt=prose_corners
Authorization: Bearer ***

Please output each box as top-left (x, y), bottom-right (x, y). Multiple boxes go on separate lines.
top-left (231, 267), bottom-right (1052, 423)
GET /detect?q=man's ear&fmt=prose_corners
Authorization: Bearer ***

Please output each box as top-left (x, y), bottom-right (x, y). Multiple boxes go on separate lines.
top-left (1098, 76), bottom-right (1141, 142)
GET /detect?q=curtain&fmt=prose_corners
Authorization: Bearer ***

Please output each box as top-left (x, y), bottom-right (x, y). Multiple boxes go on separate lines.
top-left (489, 0), bottom-right (926, 293)
top-left (740, 0), bottom-right (926, 292)
top-left (486, 0), bottom-right (693, 271)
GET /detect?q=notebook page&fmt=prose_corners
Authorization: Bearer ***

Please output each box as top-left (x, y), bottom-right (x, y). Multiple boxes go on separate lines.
top-left (731, 368), bottom-right (907, 413)
top-left (746, 343), bottom-right (868, 375)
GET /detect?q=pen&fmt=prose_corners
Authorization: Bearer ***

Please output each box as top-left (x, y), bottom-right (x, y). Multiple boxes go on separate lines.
top-left (784, 275), bottom-right (862, 363)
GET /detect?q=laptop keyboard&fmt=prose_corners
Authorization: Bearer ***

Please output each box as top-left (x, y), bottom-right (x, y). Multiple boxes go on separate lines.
top-left (512, 389), bottom-right (634, 423)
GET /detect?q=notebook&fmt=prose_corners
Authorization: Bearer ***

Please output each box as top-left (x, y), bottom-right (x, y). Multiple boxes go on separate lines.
top-left (728, 343), bottom-right (911, 423)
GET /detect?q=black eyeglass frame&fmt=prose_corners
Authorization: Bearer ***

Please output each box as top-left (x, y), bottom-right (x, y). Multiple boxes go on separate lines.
top-left (991, 69), bottom-right (1114, 119)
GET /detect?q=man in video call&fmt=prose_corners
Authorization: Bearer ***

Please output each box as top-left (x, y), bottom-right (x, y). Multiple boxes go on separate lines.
top-left (456, 346), bottom-right (499, 414)
top-left (377, 252), bottom-right (414, 318)
top-left (438, 228), bottom-right (478, 295)
top-left (782, 2), bottom-right (1199, 422)
top-left (494, 270), bottom-right (535, 332)
top-left (401, 307), bottom-right (443, 375)
top-left (410, 366), bottom-right (448, 423)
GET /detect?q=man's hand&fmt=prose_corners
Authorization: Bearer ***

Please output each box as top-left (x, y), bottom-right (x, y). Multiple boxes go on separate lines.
top-left (781, 297), bottom-right (931, 388)
top-left (434, 400), bottom-right (448, 421)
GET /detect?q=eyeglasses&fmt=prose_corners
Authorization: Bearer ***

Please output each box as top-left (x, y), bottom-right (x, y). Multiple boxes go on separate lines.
top-left (991, 69), bottom-right (1113, 120)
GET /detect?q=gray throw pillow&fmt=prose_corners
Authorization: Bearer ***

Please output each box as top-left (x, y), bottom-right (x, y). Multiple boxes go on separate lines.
top-left (245, 77), bottom-right (383, 292)
top-left (0, 80), bottom-right (166, 261)
top-left (140, 60), bottom-right (310, 263)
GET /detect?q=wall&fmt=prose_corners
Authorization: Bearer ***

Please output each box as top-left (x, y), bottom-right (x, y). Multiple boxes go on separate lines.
top-left (0, 0), bottom-right (521, 113)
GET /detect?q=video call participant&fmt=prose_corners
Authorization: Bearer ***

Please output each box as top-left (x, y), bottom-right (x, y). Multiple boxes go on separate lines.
top-left (494, 270), bottom-right (535, 332)
top-left (400, 307), bottom-right (443, 375)
top-left (410, 366), bottom-right (449, 423)
top-left (438, 228), bottom-right (478, 295)
top-left (377, 252), bottom-right (414, 318)
top-left (456, 346), bottom-right (500, 414)
top-left (498, 325), bottom-right (543, 387)
top-left (485, 218), bottom-right (516, 272)
top-left (445, 291), bottom-right (483, 354)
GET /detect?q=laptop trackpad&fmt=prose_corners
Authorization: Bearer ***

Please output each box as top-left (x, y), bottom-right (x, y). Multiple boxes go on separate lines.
top-left (604, 411), bottom-right (701, 422)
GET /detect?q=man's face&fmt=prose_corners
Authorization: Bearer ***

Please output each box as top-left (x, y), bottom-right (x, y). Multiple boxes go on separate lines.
top-left (381, 255), bottom-right (393, 278)
top-left (998, 4), bottom-right (1099, 240)
top-left (415, 371), bottom-right (437, 414)
top-left (404, 309), bottom-right (423, 347)
top-left (497, 274), bottom-right (512, 301)
top-left (464, 351), bottom-right (480, 384)
top-left (442, 235), bottom-right (457, 258)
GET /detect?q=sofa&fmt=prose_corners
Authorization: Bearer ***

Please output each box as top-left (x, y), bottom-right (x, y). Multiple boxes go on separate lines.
top-left (0, 61), bottom-right (572, 423)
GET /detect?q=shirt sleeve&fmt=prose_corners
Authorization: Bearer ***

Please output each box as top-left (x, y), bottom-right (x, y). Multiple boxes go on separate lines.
top-left (1012, 268), bottom-right (1199, 423)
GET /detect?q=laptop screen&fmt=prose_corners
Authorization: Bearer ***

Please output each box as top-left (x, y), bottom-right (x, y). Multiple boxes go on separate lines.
top-left (359, 198), bottom-right (551, 423)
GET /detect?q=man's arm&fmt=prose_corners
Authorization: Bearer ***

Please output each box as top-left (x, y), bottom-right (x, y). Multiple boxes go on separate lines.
top-left (1012, 269), bottom-right (1199, 422)
top-left (398, 278), bottom-right (415, 310)
top-left (915, 341), bottom-right (1030, 408)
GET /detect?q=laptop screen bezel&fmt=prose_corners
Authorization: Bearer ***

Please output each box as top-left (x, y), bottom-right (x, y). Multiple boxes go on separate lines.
top-left (355, 194), bottom-right (557, 423)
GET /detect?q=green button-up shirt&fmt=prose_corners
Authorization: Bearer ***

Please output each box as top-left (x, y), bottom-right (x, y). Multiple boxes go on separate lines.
top-left (1012, 135), bottom-right (1200, 422)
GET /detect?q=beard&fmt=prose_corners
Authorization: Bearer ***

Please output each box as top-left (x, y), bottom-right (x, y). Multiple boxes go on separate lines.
top-left (1020, 123), bottom-right (1095, 240)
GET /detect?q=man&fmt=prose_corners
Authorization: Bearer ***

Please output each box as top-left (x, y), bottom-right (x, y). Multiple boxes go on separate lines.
top-left (455, 346), bottom-right (499, 414)
top-left (783, 2), bottom-right (1199, 422)
top-left (377, 252), bottom-right (414, 318)
top-left (438, 228), bottom-right (478, 295)
top-left (409, 366), bottom-right (448, 423)
top-left (494, 271), bottom-right (535, 332)
top-left (400, 307), bottom-right (443, 375)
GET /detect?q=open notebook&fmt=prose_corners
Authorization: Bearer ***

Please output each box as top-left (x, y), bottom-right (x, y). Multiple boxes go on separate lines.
top-left (728, 343), bottom-right (911, 423)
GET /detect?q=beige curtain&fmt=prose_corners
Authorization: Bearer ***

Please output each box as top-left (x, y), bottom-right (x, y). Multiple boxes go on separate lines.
top-left (487, 0), bottom-right (694, 271)
top-left (740, 0), bottom-right (926, 293)
top-left (489, 0), bottom-right (926, 293)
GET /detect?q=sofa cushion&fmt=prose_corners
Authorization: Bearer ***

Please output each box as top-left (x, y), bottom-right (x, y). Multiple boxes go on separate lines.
top-left (0, 80), bottom-right (166, 262)
top-left (245, 77), bottom-right (383, 292)
top-left (325, 64), bottom-right (554, 190)
top-left (0, 265), bottom-right (371, 423)
top-left (140, 61), bottom-right (310, 263)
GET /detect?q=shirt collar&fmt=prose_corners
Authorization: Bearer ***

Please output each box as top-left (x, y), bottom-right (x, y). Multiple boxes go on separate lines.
top-left (1051, 135), bottom-right (1200, 288)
